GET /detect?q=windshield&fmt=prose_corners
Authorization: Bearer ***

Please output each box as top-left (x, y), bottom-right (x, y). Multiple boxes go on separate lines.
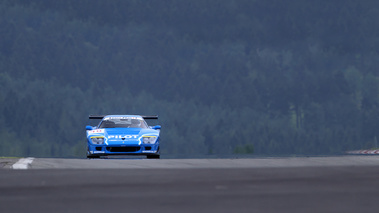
top-left (99, 118), bottom-right (148, 129)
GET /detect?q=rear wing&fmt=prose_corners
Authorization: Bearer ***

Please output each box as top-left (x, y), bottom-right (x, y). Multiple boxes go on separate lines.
top-left (89, 115), bottom-right (106, 119)
top-left (89, 115), bottom-right (158, 119)
top-left (141, 115), bottom-right (158, 119)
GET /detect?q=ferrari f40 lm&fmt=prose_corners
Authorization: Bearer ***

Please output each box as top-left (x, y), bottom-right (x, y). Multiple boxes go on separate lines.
top-left (86, 115), bottom-right (161, 159)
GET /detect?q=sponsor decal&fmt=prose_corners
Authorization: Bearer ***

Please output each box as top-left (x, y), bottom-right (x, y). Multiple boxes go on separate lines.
top-left (108, 135), bottom-right (139, 139)
top-left (88, 129), bottom-right (104, 134)
top-left (104, 116), bottom-right (143, 120)
top-left (94, 151), bottom-right (105, 153)
top-left (142, 150), bottom-right (156, 153)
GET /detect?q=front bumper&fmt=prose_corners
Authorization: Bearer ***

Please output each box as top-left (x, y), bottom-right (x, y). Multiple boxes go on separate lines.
top-left (87, 143), bottom-right (160, 156)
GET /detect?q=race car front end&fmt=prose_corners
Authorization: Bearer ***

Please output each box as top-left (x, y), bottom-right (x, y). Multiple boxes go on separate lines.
top-left (86, 127), bottom-right (160, 159)
top-left (86, 115), bottom-right (161, 158)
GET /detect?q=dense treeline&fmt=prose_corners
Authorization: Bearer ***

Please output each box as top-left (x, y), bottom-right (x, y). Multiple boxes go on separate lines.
top-left (1, 0), bottom-right (379, 157)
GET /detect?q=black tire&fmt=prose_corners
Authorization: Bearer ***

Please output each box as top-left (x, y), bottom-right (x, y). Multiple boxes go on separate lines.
top-left (147, 155), bottom-right (160, 159)
top-left (87, 155), bottom-right (100, 159)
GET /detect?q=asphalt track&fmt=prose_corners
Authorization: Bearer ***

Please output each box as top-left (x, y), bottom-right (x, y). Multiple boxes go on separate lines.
top-left (1, 156), bottom-right (379, 213)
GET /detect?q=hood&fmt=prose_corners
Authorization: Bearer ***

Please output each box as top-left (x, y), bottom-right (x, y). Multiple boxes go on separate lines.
top-left (105, 128), bottom-right (141, 136)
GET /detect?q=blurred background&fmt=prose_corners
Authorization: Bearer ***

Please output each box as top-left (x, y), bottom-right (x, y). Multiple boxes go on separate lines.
top-left (1, 0), bottom-right (379, 158)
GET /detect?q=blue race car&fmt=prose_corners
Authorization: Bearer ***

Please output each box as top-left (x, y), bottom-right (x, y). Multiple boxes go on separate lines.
top-left (86, 115), bottom-right (161, 159)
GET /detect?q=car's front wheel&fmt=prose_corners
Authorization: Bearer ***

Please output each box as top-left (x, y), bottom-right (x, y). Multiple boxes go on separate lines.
top-left (147, 155), bottom-right (160, 159)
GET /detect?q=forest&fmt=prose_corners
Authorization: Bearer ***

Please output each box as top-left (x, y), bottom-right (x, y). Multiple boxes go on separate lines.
top-left (1, 0), bottom-right (379, 158)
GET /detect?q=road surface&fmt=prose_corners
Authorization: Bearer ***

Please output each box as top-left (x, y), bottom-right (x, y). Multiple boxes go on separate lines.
top-left (1, 156), bottom-right (379, 213)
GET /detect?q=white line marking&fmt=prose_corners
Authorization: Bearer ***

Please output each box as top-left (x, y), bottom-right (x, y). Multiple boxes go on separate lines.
top-left (12, 157), bottom-right (34, 169)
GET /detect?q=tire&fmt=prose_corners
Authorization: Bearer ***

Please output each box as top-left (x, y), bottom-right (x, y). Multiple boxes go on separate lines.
top-left (87, 146), bottom-right (100, 159)
top-left (147, 155), bottom-right (160, 159)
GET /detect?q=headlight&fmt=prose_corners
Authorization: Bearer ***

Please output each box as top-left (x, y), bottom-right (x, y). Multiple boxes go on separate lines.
top-left (142, 136), bottom-right (157, 144)
top-left (91, 137), bottom-right (104, 145)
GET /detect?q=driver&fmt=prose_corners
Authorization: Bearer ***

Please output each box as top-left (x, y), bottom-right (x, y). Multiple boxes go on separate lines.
top-left (130, 119), bottom-right (141, 128)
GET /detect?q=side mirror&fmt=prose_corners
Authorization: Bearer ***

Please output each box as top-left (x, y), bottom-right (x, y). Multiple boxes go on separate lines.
top-left (152, 125), bottom-right (161, 130)
top-left (86, 125), bottom-right (93, 130)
